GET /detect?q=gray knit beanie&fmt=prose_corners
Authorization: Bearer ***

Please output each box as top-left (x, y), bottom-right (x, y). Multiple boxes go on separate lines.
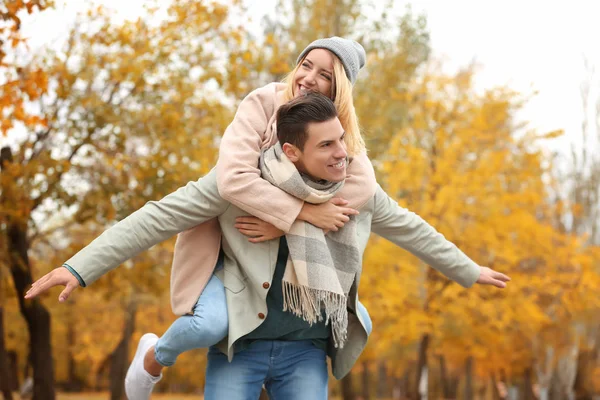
top-left (296, 36), bottom-right (366, 84)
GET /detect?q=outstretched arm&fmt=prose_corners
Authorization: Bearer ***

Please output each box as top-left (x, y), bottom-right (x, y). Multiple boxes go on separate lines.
top-left (25, 169), bottom-right (229, 301)
top-left (370, 185), bottom-right (510, 288)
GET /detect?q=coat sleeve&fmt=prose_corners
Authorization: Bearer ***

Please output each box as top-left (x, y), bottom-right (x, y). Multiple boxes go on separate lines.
top-left (216, 84), bottom-right (303, 232)
top-left (64, 168), bottom-right (229, 286)
top-left (337, 151), bottom-right (377, 209)
top-left (370, 185), bottom-right (481, 288)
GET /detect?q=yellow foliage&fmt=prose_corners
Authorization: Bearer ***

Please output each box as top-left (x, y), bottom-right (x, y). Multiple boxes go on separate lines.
top-left (355, 64), bottom-right (600, 378)
top-left (2, 0), bottom-right (600, 393)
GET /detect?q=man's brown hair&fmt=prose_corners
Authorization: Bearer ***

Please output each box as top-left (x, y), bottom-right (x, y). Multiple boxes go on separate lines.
top-left (276, 91), bottom-right (338, 150)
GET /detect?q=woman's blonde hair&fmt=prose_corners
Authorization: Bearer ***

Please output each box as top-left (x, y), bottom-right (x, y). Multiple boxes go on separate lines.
top-left (282, 53), bottom-right (366, 157)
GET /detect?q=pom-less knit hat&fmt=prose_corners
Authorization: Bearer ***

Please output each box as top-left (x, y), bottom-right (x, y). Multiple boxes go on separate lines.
top-left (296, 36), bottom-right (366, 84)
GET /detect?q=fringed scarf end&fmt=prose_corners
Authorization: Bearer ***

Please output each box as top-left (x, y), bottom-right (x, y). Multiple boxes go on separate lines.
top-left (282, 281), bottom-right (349, 347)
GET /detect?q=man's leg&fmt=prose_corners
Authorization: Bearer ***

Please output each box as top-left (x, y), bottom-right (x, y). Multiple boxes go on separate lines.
top-left (264, 341), bottom-right (329, 400)
top-left (204, 342), bottom-right (270, 400)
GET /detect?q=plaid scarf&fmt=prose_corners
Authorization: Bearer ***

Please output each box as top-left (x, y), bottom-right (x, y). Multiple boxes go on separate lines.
top-left (259, 142), bottom-right (361, 348)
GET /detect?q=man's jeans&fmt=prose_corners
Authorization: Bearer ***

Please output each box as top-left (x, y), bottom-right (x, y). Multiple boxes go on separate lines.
top-left (204, 340), bottom-right (329, 400)
top-left (202, 303), bottom-right (372, 400)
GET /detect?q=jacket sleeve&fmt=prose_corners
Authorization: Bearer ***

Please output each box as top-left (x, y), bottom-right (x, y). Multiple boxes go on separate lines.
top-left (337, 151), bottom-right (377, 209)
top-left (370, 185), bottom-right (481, 288)
top-left (216, 85), bottom-right (303, 232)
top-left (64, 168), bottom-right (229, 286)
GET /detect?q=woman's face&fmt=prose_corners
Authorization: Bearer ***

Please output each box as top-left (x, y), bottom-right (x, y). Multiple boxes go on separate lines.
top-left (293, 49), bottom-right (334, 99)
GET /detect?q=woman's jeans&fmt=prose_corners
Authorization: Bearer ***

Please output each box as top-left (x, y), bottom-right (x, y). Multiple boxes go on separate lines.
top-left (154, 275), bottom-right (229, 366)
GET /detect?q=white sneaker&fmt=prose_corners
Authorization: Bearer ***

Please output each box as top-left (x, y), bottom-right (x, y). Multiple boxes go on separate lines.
top-left (125, 333), bottom-right (162, 400)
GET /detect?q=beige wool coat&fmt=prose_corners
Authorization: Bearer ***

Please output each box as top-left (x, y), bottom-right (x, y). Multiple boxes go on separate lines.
top-left (67, 82), bottom-right (377, 315)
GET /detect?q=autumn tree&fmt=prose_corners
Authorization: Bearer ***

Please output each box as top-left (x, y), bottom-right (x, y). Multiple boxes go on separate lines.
top-left (2, 0), bottom-right (261, 396)
top-left (356, 62), bottom-right (597, 399)
top-left (1, 1), bottom-right (54, 400)
top-left (5, 1), bottom-right (599, 398)
top-left (546, 59), bottom-right (600, 400)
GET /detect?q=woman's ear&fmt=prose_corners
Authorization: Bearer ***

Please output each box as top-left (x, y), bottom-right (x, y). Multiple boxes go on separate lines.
top-left (282, 143), bottom-right (301, 162)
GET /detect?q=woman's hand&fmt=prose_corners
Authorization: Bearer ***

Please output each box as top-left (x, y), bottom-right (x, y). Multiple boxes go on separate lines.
top-left (297, 198), bottom-right (359, 231)
top-left (235, 216), bottom-right (285, 243)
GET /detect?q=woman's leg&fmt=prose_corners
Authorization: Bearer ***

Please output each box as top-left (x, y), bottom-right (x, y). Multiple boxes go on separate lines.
top-left (124, 275), bottom-right (228, 400)
top-left (154, 274), bottom-right (229, 366)
top-left (357, 300), bottom-right (372, 336)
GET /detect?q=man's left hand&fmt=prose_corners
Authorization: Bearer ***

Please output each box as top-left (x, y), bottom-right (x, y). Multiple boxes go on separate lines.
top-left (476, 267), bottom-right (511, 288)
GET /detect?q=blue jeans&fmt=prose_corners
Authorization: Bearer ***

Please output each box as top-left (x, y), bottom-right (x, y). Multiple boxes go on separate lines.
top-left (204, 340), bottom-right (328, 400)
top-left (357, 301), bottom-right (372, 336)
top-left (154, 275), bottom-right (228, 366)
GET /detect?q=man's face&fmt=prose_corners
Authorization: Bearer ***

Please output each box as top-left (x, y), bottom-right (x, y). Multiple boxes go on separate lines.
top-left (284, 117), bottom-right (348, 182)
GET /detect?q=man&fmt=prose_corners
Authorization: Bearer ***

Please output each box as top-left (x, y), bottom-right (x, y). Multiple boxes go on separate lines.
top-left (26, 92), bottom-right (509, 399)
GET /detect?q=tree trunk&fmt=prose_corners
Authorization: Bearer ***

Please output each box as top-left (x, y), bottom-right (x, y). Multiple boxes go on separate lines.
top-left (0, 307), bottom-right (14, 400)
top-left (377, 361), bottom-right (388, 399)
top-left (8, 352), bottom-right (19, 392)
top-left (341, 371), bottom-right (357, 400)
top-left (109, 299), bottom-right (137, 400)
top-left (557, 340), bottom-right (579, 400)
top-left (402, 364), bottom-right (416, 399)
top-left (506, 384), bottom-right (519, 400)
top-left (549, 367), bottom-right (562, 400)
top-left (439, 355), bottom-right (451, 399)
top-left (64, 308), bottom-right (83, 392)
top-left (8, 225), bottom-right (55, 400)
top-left (522, 368), bottom-right (535, 400)
top-left (362, 362), bottom-right (371, 400)
top-left (96, 353), bottom-right (111, 391)
top-left (539, 387), bottom-right (549, 400)
top-left (414, 334), bottom-right (430, 400)
top-left (574, 348), bottom-right (594, 400)
top-left (490, 373), bottom-right (502, 400)
top-left (464, 357), bottom-right (473, 400)
top-left (2, 147), bottom-right (56, 400)
top-left (418, 366), bottom-right (428, 400)
top-left (535, 345), bottom-right (554, 400)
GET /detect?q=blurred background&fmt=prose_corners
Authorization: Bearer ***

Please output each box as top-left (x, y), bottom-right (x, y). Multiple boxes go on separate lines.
top-left (1, 1), bottom-right (599, 399)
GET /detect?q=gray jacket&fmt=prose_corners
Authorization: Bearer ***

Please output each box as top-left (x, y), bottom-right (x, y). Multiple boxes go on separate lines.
top-left (66, 168), bottom-right (480, 379)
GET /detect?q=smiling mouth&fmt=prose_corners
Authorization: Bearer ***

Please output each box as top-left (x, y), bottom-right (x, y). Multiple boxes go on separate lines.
top-left (330, 160), bottom-right (345, 170)
top-left (298, 84), bottom-right (312, 93)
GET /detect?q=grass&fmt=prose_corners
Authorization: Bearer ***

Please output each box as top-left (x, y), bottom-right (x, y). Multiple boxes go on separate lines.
top-left (13, 392), bottom-right (352, 399)
top-left (13, 393), bottom-right (203, 400)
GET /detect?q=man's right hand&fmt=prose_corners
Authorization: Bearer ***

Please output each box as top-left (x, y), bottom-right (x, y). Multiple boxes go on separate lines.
top-left (25, 267), bottom-right (80, 303)
top-left (298, 197), bottom-right (359, 231)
